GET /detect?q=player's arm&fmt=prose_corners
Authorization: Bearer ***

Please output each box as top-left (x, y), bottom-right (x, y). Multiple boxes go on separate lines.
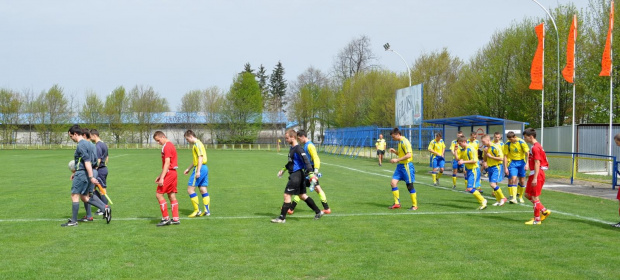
top-left (532, 158), bottom-right (540, 186)
top-left (157, 157), bottom-right (170, 185)
top-left (308, 144), bottom-right (320, 171)
top-left (195, 155), bottom-right (204, 177)
top-left (458, 149), bottom-right (476, 165)
top-left (298, 148), bottom-right (314, 175)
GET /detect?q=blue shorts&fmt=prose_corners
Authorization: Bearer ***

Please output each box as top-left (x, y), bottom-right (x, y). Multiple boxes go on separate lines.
top-left (487, 165), bottom-right (504, 183)
top-left (509, 160), bottom-right (526, 178)
top-left (465, 167), bottom-right (481, 189)
top-left (452, 159), bottom-right (464, 170)
top-left (187, 165), bottom-right (209, 187)
top-left (431, 156), bottom-right (445, 169)
top-left (392, 162), bottom-right (415, 184)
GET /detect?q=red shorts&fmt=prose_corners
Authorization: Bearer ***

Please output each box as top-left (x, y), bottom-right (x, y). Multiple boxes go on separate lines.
top-left (157, 170), bottom-right (178, 194)
top-left (525, 171), bottom-right (545, 197)
top-left (616, 188), bottom-right (620, 200)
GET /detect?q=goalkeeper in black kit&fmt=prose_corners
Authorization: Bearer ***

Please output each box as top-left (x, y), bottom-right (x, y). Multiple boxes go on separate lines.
top-left (271, 129), bottom-right (324, 224)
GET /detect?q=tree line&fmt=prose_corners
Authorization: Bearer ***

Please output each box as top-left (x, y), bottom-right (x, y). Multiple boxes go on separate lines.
top-left (1, 0), bottom-right (617, 144)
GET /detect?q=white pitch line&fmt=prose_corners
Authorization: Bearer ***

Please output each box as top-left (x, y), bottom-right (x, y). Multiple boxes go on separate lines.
top-left (322, 161), bottom-right (617, 225)
top-left (0, 210), bottom-right (533, 223)
top-left (108, 154), bottom-right (129, 158)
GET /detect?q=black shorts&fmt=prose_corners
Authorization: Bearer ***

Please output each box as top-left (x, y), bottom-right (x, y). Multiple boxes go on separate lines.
top-left (377, 150), bottom-right (385, 155)
top-left (284, 170), bottom-right (307, 195)
top-left (96, 166), bottom-right (108, 187)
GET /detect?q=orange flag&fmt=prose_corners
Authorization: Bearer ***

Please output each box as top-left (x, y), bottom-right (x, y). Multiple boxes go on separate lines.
top-left (600, 1), bottom-right (614, 77)
top-left (530, 23), bottom-right (545, 90)
top-left (562, 15), bottom-right (577, 83)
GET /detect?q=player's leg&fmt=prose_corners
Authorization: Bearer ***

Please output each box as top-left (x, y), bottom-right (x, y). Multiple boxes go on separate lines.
top-left (314, 184), bottom-right (331, 213)
top-left (507, 161), bottom-right (519, 203)
top-left (466, 168), bottom-right (486, 210)
top-left (168, 192), bottom-right (180, 225)
top-left (452, 160), bottom-right (458, 189)
top-left (613, 199), bottom-right (620, 227)
top-left (272, 172), bottom-right (300, 223)
top-left (199, 187), bottom-right (210, 216)
top-left (405, 162), bottom-right (417, 210)
top-left (389, 165), bottom-right (404, 209)
top-left (187, 186), bottom-right (200, 217)
top-left (155, 191), bottom-right (171, 226)
top-left (431, 157), bottom-right (438, 185)
top-left (288, 195), bottom-right (301, 214)
top-left (97, 167), bottom-right (109, 205)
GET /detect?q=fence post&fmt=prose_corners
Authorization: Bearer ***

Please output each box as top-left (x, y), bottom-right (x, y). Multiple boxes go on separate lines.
top-left (571, 153), bottom-right (576, 185)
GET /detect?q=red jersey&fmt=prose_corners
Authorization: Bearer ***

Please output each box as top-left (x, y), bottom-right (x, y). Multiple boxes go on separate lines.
top-left (528, 142), bottom-right (548, 171)
top-left (161, 141), bottom-right (178, 171)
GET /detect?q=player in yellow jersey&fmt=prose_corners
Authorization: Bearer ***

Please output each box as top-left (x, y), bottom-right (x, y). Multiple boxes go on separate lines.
top-left (481, 134), bottom-right (507, 206)
top-left (449, 131), bottom-right (464, 189)
top-left (428, 132), bottom-right (445, 186)
top-left (457, 136), bottom-right (487, 210)
top-left (387, 128), bottom-right (417, 210)
top-left (467, 132), bottom-right (480, 151)
top-left (183, 130), bottom-right (211, 217)
top-left (375, 134), bottom-right (387, 166)
top-left (503, 131), bottom-right (530, 204)
top-left (288, 130), bottom-right (331, 214)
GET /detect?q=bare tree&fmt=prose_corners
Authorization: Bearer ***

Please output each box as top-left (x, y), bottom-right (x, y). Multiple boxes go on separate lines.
top-left (331, 35), bottom-right (377, 85)
top-left (80, 90), bottom-right (104, 128)
top-left (202, 86), bottom-right (224, 144)
top-left (128, 85), bottom-right (169, 145)
top-left (0, 88), bottom-right (22, 144)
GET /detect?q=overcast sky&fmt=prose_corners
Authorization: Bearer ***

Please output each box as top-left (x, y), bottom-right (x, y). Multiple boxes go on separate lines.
top-left (0, 0), bottom-right (588, 110)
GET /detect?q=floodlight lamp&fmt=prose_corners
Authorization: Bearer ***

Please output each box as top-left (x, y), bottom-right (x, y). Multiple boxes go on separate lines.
top-left (383, 43), bottom-right (390, 51)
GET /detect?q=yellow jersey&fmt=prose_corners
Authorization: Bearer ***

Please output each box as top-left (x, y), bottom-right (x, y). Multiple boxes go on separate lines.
top-left (191, 139), bottom-right (208, 166)
top-left (503, 138), bottom-right (529, 161)
top-left (304, 141), bottom-right (320, 169)
top-left (397, 137), bottom-right (413, 164)
top-left (458, 143), bottom-right (479, 170)
top-left (428, 139), bottom-right (445, 158)
top-left (467, 138), bottom-right (480, 151)
top-left (375, 138), bottom-right (386, 151)
top-left (485, 143), bottom-right (504, 167)
top-left (450, 140), bottom-right (459, 160)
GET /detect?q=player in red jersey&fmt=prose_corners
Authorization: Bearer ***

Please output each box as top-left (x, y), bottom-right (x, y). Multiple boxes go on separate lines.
top-left (522, 128), bottom-right (550, 225)
top-left (153, 131), bottom-right (180, 226)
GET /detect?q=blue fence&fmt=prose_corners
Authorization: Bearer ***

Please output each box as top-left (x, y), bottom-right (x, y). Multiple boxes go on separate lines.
top-left (545, 151), bottom-right (617, 189)
top-left (321, 126), bottom-right (442, 158)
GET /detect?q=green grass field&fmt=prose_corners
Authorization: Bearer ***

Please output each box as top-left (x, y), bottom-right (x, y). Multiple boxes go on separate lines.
top-left (0, 148), bottom-right (619, 279)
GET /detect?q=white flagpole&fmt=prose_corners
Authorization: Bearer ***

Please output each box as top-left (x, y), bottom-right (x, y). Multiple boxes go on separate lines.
top-left (609, 1), bottom-right (614, 172)
top-left (541, 24), bottom-right (545, 147)
top-left (571, 15), bottom-right (577, 154)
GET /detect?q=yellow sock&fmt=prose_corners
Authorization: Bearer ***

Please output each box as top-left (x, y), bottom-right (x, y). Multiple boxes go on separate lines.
top-left (494, 188), bottom-right (506, 201)
top-left (190, 196), bottom-right (199, 212)
top-left (472, 190), bottom-right (485, 204)
top-left (437, 172), bottom-right (443, 179)
top-left (517, 185), bottom-right (525, 198)
top-left (452, 176), bottom-right (457, 186)
top-left (432, 174), bottom-right (437, 184)
top-left (202, 195), bottom-right (210, 210)
top-left (318, 191), bottom-right (327, 203)
top-left (410, 192), bottom-right (417, 207)
top-left (464, 179), bottom-right (468, 187)
top-left (392, 188), bottom-right (400, 204)
top-left (293, 195), bottom-right (301, 203)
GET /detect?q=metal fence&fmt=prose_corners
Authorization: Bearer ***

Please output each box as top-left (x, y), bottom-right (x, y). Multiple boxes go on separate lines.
top-left (545, 152), bottom-right (617, 189)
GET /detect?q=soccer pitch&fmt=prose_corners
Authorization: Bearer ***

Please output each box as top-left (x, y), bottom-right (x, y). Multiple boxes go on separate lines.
top-left (0, 149), bottom-right (618, 279)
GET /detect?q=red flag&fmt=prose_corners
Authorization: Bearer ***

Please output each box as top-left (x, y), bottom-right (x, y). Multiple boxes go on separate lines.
top-left (530, 23), bottom-right (545, 90)
top-left (562, 15), bottom-right (577, 83)
top-left (600, 1), bottom-right (614, 77)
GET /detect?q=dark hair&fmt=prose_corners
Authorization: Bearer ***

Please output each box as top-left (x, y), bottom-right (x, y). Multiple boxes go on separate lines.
top-left (470, 132), bottom-right (477, 136)
top-left (184, 130), bottom-right (196, 138)
top-left (457, 136), bottom-right (467, 143)
top-left (390, 127), bottom-right (401, 136)
top-left (81, 128), bottom-right (91, 139)
top-left (296, 129), bottom-right (308, 138)
top-left (435, 132), bottom-right (442, 138)
top-left (615, 133), bottom-right (620, 142)
top-left (90, 129), bottom-right (100, 137)
top-left (481, 134), bottom-right (490, 140)
top-left (153, 131), bottom-right (166, 139)
top-left (68, 124), bottom-right (81, 135)
top-left (506, 131), bottom-right (516, 138)
top-left (523, 128), bottom-right (537, 138)
top-left (457, 131), bottom-right (463, 134)
top-left (494, 131), bottom-right (501, 136)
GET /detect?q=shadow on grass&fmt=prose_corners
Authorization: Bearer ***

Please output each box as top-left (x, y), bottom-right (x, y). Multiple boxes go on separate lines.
top-left (564, 218), bottom-right (620, 231)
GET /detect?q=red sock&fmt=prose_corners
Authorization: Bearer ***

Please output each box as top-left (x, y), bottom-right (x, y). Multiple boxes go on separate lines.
top-left (171, 200), bottom-right (179, 221)
top-left (533, 200), bottom-right (541, 220)
top-left (159, 200), bottom-right (169, 219)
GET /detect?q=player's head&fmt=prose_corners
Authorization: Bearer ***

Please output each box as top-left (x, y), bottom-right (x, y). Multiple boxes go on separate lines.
top-left (457, 131), bottom-right (463, 137)
top-left (506, 131), bottom-right (517, 142)
top-left (184, 130), bottom-right (197, 143)
top-left (296, 130), bottom-right (309, 144)
top-left (153, 131), bottom-right (167, 145)
top-left (390, 127), bottom-right (401, 140)
top-left (68, 124), bottom-right (82, 142)
top-left (469, 132), bottom-right (477, 140)
top-left (522, 128), bottom-right (537, 143)
top-left (81, 128), bottom-right (91, 140)
top-left (457, 135), bottom-right (468, 148)
top-left (90, 129), bottom-right (100, 141)
top-left (285, 129), bottom-right (297, 145)
top-left (379, 134), bottom-right (383, 139)
top-left (481, 134), bottom-right (491, 146)
top-left (615, 133), bottom-right (620, 146)
top-left (435, 132), bottom-right (442, 140)
top-left (493, 131), bottom-right (502, 142)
